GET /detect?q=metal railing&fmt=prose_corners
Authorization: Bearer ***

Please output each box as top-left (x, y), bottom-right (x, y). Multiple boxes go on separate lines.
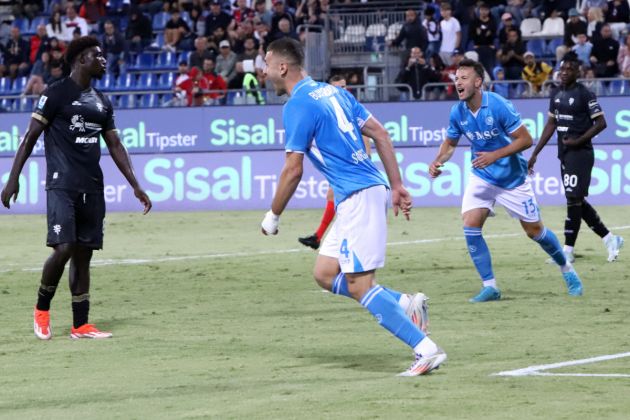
top-left (299, 24), bottom-right (329, 82)
top-left (329, 11), bottom-right (405, 55)
top-left (420, 80), bottom-right (534, 101)
top-left (542, 77), bottom-right (630, 97)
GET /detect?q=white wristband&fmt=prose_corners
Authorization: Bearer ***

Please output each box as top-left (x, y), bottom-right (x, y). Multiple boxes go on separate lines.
top-left (261, 210), bottom-right (280, 235)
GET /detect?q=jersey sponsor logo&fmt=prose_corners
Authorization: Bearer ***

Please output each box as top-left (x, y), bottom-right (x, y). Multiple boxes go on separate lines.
top-left (569, 97), bottom-right (574, 106)
top-left (75, 136), bottom-right (98, 144)
top-left (37, 95), bottom-right (48, 109)
top-left (351, 149), bottom-right (369, 164)
top-left (467, 128), bottom-right (501, 141)
top-left (69, 114), bottom-right (86, 132)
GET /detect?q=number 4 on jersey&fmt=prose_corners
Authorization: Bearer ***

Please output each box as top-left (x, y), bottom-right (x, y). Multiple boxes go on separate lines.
top-left (330, 96), bottom-right (357, 141)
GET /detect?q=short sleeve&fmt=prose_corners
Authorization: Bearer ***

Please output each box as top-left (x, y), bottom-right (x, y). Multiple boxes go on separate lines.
top-left (341, 88), bottom-right (371, 128)
top-left (283, 100), bottom-right (317, 153)
top-left (584, 89), bottom-right (603, 119)
top-left (32, 86), bottom-right (62, 125)
top-left (103, 95), bottom-right (116, 132)
top-left (446, 105), bottom-right (462, 141)
top-left (548, 93), bottom-right (557, 118)
top-left (499, 98), bottom-right (523, 134)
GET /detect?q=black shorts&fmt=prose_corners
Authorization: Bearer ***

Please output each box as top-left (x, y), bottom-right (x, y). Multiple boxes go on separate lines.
top-left (46, 189), bottom-right (106, 249)
top-left (560, 150), bottom-right (594, 198)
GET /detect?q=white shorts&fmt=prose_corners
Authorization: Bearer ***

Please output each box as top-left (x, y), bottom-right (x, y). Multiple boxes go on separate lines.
top-left (462, 173), bottom-right (540, 222)
top-left (319, 185), bottom-right (388, 273)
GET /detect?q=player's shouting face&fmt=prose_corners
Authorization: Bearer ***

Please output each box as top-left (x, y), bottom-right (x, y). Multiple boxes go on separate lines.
top-left (454, 66), bottom-right (482, 102)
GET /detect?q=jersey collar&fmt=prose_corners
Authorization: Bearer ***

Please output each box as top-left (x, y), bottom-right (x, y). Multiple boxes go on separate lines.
top-left (291, 76), bottom-right (313, 96)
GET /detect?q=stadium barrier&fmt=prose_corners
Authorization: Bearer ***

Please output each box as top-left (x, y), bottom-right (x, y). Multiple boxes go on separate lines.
top-left (1, 98), bottom-right (629, 213)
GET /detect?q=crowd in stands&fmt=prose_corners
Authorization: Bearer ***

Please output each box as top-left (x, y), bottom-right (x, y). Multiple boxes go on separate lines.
top-left (392, 0), bottom-right (629, 99)
top-left (0, 0), bottom-right (628, 109)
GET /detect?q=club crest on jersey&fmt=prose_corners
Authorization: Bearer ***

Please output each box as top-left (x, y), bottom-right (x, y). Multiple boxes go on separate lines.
top-left (485, 116), bottom-right (493, 125)
top-left (37, 95), bottom-right (48, 109)
top-left (569, 97), bottom-right (574, 105)
top-left (69, 114), bottom-right (86, 132)
top-left (96, 102), bottom-right (104, 112)
top-left (72, 100), bottom-right (82, 106)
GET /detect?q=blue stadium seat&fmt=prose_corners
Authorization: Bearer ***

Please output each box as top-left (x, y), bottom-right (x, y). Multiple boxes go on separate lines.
top-left (526, 39), bottom-right (545, 57)
top-left (139, 94), bottom-right (158, 108)
top-left (158, 72), bottom-right (174, 89)
top-left (152, 12), bottom-right (170, 31)
top-left (18, 97), bottom-right (34, 112)
top-left (116, 73), bottom-right (136, 91)
top-left (0, 77), bottom-right (12, 93)
top-left (117, 94), bottom-right (135, 109)
top-left (154, 32), bottom-right (165, 48)
top-left (138, 73), bottom-right (155, 88)
top-left (178, 51), bottom-right (191, 65)
top-left (156, 52), bottom-right (177, 70)
top-left (160, 93), bottom-right (174, 106)
top-left (96, 73), bottom-right (115, 90)
top-left (12, 77), bottom-right (28, 95)
top-left (29, 16), bottom-right (49, 33)
top-left (132, 53), bottom-right (156, 71)
top-left (607, 79), bottom-right (629, 96)
top-left (0, 98), bottom-right (16, 112)
top-left (546, 37), bottom-right (563, 56)
top-left (13, 18), bottom-right (30, 34)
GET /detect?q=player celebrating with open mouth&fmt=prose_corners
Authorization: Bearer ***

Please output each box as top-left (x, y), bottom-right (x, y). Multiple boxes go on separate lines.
top-left (429, 59), bottom-right (583, 302)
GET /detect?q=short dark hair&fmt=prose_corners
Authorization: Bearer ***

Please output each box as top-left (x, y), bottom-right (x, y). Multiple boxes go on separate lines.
top-left (329, 74), bottom-right (346, 83)
top-left (458, 58), bottom-right (485, 79)
top-left (65, 36), bottom-right (101, 66)
top-left (267, 37), bottom-right (304, 67)
top-left (560, 51), bottom-right (581, 68)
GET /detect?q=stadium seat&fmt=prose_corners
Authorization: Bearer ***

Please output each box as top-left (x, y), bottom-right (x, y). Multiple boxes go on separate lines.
top-left (13, 18), bottom-right (30, 34)
top-left (132, 53), bottom-right (156, 71)
top-left (139, 94), bottom-right (158, 108)
top-left (343, 25), bottom-right (366, 43)
top-left (546, 37), bottom-right (563, 56)
top-left (158, 72), bottom-right (174, 89)
top-left (365, 23), bottom-right (386, 37)
top-left (96, 73), bottom-right (115, 90)
top-left (0, 77), bottom-right (11, 93)
top-left (527, 38), bottom-right (545, 57)
top-left (160, 93), bottom-right (174, 106)
top-left (607, 79), bottom-right (629, 96)
top-left (18, 97), bottom-right (34, 112)
top-left (156, 52), bottom-right (177, 70)
top-left (116, 73), bottom-right (136, 91)
top-left (540, 17), bottom-right (564, 36)
top-left (12, 77), bottom-right (28, 95)
top-left (178, 51), bottom-right (191, 64)
top-left (117, 94), bottom-right (135, 109)
top-left (386, 22), bottom-right (402, 43)
top-left (29, 16), bottom-right (49, 33)
top-left (155, 32), bottom-right (165, 48)
top-left (138, 73), bottom-right (155, 89)
top-left (0, 98), bottom-right (16, 112)
top-left (520, 18), bottom-right (542, 36)
top-left (152, 12), bottom-right (170, 31)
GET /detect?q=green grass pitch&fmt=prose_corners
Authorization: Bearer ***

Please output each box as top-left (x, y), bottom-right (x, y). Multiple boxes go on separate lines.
top-left (1, 206), bottom-right (629, 419)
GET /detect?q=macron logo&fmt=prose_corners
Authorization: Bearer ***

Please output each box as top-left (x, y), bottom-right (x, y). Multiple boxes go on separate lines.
top-left (53, 224), bottom-right (62, 235)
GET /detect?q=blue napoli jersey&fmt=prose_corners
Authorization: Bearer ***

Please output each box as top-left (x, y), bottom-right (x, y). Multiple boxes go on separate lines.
top-left (447, 91), bottom-right (528, 189)
top-left (283, 77), bottom-right (388, 206)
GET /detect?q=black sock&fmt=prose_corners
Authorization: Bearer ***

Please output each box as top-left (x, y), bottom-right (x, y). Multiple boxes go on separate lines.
top-left (565, 204), bottom-right (583, 247)
top-left (72, 297), bottom-right (90, 328)
top-left (581, 200), bottom-right (610, 238)
top-left (36, 285), bottom-right (57, 311)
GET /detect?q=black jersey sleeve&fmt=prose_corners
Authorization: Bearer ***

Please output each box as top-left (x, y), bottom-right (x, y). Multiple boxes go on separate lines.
top-left (32, 84), bottom-right (63, 125)
top-left (584, 88), bottom-right (604, 120)
top-left (103, 94), bottom-right (116, 132)
top-left (547, 92), bottom-right (557, 118)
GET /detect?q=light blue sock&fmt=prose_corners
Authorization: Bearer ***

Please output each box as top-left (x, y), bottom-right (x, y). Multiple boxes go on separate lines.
top-left (332, 273), bottom-right (403, 301)
top-left (533, 227), bottom-right (567, 266)
top-left (464, 227), bottom-right (495, 283)
top-left (360, 285), bottom-right (425, 348)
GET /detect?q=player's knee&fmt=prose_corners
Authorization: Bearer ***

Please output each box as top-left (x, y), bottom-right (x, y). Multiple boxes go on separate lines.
top-left (524, 223), bottom-right (543, 239)
top-left (312, 267), bottom-right (333, 291)
top-left (72, 246), bottom-right (94, 264)
top-left (52, 243), bottom-right (76, 263)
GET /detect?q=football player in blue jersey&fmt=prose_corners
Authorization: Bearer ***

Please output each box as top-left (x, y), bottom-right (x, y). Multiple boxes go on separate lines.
top-left (429, 59), bottom-right (584, 302)
top-left (260, 37), bottom-right (446, 376)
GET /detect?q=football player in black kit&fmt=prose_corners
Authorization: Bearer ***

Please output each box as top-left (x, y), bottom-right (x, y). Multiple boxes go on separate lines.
top-left (528, 53), bottom-right (623, 264)
top-left (1, 37), bottom-right (152, 340)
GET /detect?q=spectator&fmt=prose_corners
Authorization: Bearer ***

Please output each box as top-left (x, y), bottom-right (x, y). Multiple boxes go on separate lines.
top-left (582, 65), bottom-right (606, 95)
top-left (541, 0), bottom-right (574, 18)
top-left (164, 8), bottom-right (192, 52)
top-left (23, 52), bottom-right (48, 95)
top-left (241, 59), bottom-right (265, 104)
top-left (580, 0), bottom-right (609, 16)
top-left (439, 2), bottom-right (461, 65)
top-left (79, 0), bottom-right (107, 34)
top-left (216, 39), bottom-right (238, 84)
top-left (617, 35), bottom-right (630, 77)
top-left (165, 60), bottom-right (191, 107)
top-left (254, 0), bottom-right (273, 27)
top-left (62, 5), bottom-right (89, 42)
top-left (590, 23), bottom-right (620, 77)
top-left (45, 59), bottom-right (64, 85)
top-left (229, 19), bottom-right (256, 54)
top-left (184, 66), bottom-right (210, 106)
top-left (102, 20), bottom-right (126, 76)
top-left (606, 0), bottom-right (630, 39)
top-left (126, 6), bottom-right (153, 53)
top-left (0, 26), bottom-right (31, 78)
top-left (270, 1), bottom-right (295, 39)
top-left (189, 7), bottom-right (206, 37)
top-left (441, 47), bottom-right (465, 97)
top-left (498, 12), bottom-right (520, 45)
top-left (395, 47), bottom-right (440, 100)
top-left (202, 56), bottom-right (227, 104)
top-left (189, 36), bottom-right (215, 69)
top-left (253, 19), bottom-right (272, 48)
top-left (295, 0), bottom-right (323, 27)
top-left (497, 28), bottom-right (526, 79)
top-left (232, 0), bottom-right (255, 23)
top-left (46, 11), bottom-right (65, 40)
top-left (138, 0), bottom-right (165, 16)
top-left (15, 0), bottom-right (43, 20)
top-left (556, 8), bottom-right (588, 62)
top-left (390, 9), bottom-right (428, 52)
top-left (30, 24), bottom-right (49, 64)
top-left (586, 7), bottom-right (605, 43)
top-left (491, 65), bottom-right (510, 97)
top-left (205, 0), bottom-right (233, 37)
top-left (521, 51), bottom-right (552, 95)
top-left (469, 2), bottom-right (497, 75)
top-left (238, 36), bottom-right (258, 61)
top-left (271, 17), bottom-right (299, 41)
top-left (423, 6), bottom-right (441, 59)
top-left (571, 32), bottom-right (593, 66)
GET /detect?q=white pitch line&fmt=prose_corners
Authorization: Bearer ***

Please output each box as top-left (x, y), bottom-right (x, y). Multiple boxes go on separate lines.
top-left (4, 225), bottom-right (630, 274)
top-left (492, 351), bottom-right (630, 377)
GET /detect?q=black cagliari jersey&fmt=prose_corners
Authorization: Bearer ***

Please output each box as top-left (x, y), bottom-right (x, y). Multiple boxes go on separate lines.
top-left (548, 82), bottom-right (603, 157)
top-left (32, 77), bottom-right (116, 192)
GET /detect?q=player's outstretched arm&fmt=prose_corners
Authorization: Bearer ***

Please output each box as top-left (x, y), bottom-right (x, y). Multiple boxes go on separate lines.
top-left (528, 116), bottom-right (557, 173)
top-left (103, 130), bottom-right (152, 214)
top-left (0, 118), bottom-right (45, 209)
top-left (472, 125), bottom-right (533, 169)
top-left (429, 139), bottom-right (458, 178)
top-left (361, 116), bottom-right (412, 220)
top-left (262, 152), bottom-right (304, 235)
